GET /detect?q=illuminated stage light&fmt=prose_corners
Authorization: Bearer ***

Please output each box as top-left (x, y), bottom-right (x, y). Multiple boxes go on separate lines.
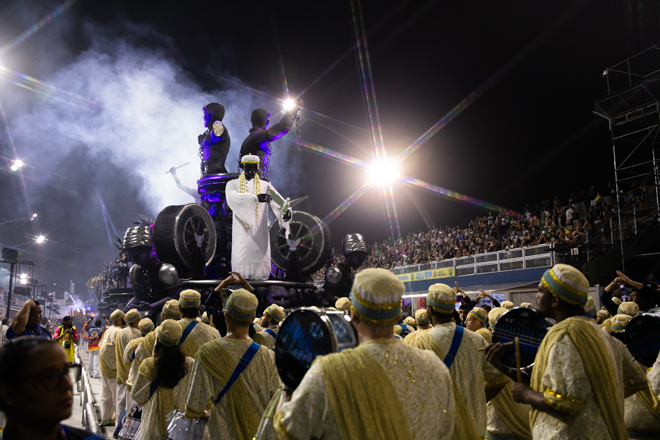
top-left (14, 159), bottom-right (24, 168)
top-left (367, 160), bottom-right (400, 185)
top-left (282, 98), bottom-right (296, 111)
top-left (10, 164), bottom-right (18, 171)
top-left (31, 213), bottom-right (38, 219)
top-left (35, 235), bottom-right (46, 244)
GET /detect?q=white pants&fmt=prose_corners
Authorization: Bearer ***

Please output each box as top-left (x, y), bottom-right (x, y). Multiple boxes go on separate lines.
top-left (88, 350), bottom-right (100, 377)
top-left (125, 386), bottom-right (134, 411)
top-left (116, 382), bottom-right (127, 423)
top-left (101, 375), bottom-right (117, 423)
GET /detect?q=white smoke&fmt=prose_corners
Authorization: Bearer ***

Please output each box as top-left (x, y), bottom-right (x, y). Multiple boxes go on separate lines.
top-left (4, 21), bottom-right (303, 214)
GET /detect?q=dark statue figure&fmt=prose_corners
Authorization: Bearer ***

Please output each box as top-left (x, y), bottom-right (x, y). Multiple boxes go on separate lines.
top-left (323, 233), bottom-right (368, 304)
top-left (123, 225), bottom-right (180, 315)
top-left (239, 98), bottom-right (302, 178)
top-left (198, 103), bottom-right (231, 175)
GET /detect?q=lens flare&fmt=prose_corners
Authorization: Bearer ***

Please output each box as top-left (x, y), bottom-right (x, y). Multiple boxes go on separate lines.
top-left (0, 0), bottom-right (80, 56)
top-left (36, 235), bottom-right (46, 244)
top-left (282, 98), bottom-right (296, 111)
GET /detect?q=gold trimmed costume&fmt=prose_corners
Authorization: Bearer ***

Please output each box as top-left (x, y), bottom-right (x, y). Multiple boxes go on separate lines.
top-left (184, 339), bottom-right (279, 440)
top-left (411, 324), bottom-right (507, 440)
top-left (530, 316), bottom-right (626, 439)
top-left (275, 338), bottom-right (455, 440)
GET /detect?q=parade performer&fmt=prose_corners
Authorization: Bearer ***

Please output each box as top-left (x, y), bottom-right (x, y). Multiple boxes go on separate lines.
top-left (99, 309), bottom-right (126, 426)
top-left (123, 318), bottom-right (155, 400)
top-left (136, 300), bottom-right (180, 363)
top-left (275, 268), bottom-right (455, 439)
top-left (501, 300), bottom-right (514, 310)
top-left (176, 289), bottom-right (220, 358)
top-left (255, 304), bottom-right (285, 348)
top-left (335, 297), bottom-right (352, 312)
top-left (324, 233), bottom-right (369, 301)
top-left (53, 315), bottom-right (79, 363)
top-left (465, 306), bottom-right (492, 343)
top-left (633, 352), bottom-right (660, 439)
top-left (238, 99), bottom-right (301, 178)
top-left (185, 289), bottom-right (280, 440)
top-left (123, 225), bottom-right (180, 313)
top-left (226, 155), bottom-right (291, 280)
top-left (485, 264), bottom-right (627, 439)
top-left (198, 103), bottom-right (231, 175)
top-left (133, 320), bottom-right (195, 440)
top-left (403, 308), bottom-right (431, 344)
top-left (115, 309), bottom-right (142, 419)
top-left (410, 283), bottom-right (507, 440)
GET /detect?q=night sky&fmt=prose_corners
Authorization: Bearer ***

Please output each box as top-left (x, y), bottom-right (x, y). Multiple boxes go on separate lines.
top-left (1, 0), bottom-right (659, 297)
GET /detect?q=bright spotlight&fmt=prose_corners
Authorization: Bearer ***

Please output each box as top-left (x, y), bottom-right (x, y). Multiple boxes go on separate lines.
top-left (35, 235), bottom-right (46, 244)
top-left (14, 159), bottom-right (24, 168)
top-left (10, 164), bottom-right (18, 171)
top-left (367, 160), bottom-right (400, 185)
top-left (32, 213), bottom-right (38, 218)
top-left (282, 98), bottom-right (296, 111)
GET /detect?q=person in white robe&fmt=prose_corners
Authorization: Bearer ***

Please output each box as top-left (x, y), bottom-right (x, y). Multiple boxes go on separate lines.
top-left (226, 154), bottom-right (291, 280)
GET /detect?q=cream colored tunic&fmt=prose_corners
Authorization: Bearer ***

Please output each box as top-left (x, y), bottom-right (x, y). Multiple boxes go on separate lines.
top-left (533, 333), bottom-right (615, 440)
top-left (116, 326), bottom-right (141, 383)
top-left (123, 337), bottom-right (143, 390)
top-left (185, 339), bottom-right (280, 440)
top-left (132, 357), bottom-right (195, 440)
top-left (255, 326), bottom-right (277, 348)
top-left (626, 350), bottom-right (660, 439)
top-left (278, 338), bottom-right (456, 440)
top-left (178, 317), bottom-right (220, 358)
top-left (135, 325), bottom-right (160, 362)
top-left (415, 323), bottom-right (506, 438)
top-left (99, 325), bottom-right (123, 375)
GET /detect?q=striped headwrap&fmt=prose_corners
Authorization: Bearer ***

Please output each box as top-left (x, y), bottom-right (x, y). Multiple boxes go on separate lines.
top-left (426, 283), bottom-right (456, 314)
top-left (157, 320), bottom-right (182, 347)
top-left (468, 307), bottom-right (488, 326)
top-left (126, 308), bottom-right (141, 324)
top-left (541, 264), bottom-right (589, 306)
top-left (110, 309), bottom-right (125, 323)
top-left (179, 289), bottom-right (201, 308)
top-left (611, 314), bottom-right (632, 333)
top-left (162, 299), bottom-right (180, 320)
top-left (226, 289), bottom-right (258, 323)
top-left (597, 307), bottom-right (611, 320)
top-left (414, 308), bottom-right (429, 326)
top-left (350, 268), bottom-right (404, 326)
top-left (265, 304), bottom-right (286, 323)
top-left (618, 301), bottom-right (639, 317)
top-left (138, 318), bottom-right (154, 336)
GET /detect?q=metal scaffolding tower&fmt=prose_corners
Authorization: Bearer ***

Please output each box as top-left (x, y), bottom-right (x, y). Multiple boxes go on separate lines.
top-left (594, 46), bottom-right (660, 272)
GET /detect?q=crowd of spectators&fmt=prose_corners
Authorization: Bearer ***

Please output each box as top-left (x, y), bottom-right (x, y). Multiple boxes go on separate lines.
top-left (312, 182), bottom-right (658, 281)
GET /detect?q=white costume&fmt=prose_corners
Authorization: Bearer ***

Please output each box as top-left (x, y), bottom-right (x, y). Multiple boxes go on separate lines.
top-left (226, 173), bottom-right (290, 280)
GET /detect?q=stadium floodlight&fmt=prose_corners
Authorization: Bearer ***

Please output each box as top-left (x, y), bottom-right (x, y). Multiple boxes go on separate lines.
top-left (282, 98), bottom-right (296, 111)
top-left (367, 160), bottom-right (400, 185)
top-left (35, 235), bottom-right (46, 244)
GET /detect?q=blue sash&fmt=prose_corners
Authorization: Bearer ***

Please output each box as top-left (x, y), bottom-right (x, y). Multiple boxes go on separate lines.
top-left (214, 342), bottom-right (260, 405)
top-left (444, 325), bottom-right (464, 369)
top-left (180, 320), bottom-right (199, 344)
top-left (148, 377), bottom-right (160, 400)
top-left (264, 328), bottom-right (277, 339)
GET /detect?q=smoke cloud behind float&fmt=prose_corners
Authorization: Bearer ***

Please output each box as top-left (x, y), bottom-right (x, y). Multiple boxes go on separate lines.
top-left (1, 15), bottom-right (305, 294)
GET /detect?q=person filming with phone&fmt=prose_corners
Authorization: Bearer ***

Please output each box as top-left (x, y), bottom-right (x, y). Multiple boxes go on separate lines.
top-left (53, 316), bottom-right (79, 363)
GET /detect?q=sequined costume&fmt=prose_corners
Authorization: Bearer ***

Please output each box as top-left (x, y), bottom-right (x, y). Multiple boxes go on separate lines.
top-left (123, 337), bottom-right (144, 393)
top-left (184, 339), bottom-right (280, 440)
top-left (530, 316), bottom-right (626, 440)
top-left (115, 324), bottom-right (141, 422)
top-left (225, 176), bottom-right (290, 280)
top-left (132, 356), bottom-right (195, 440)
top-left (99, 324), bottom-right (123, 424)
top-left (410, 323), bottom-right (508, 439)
top-left (623, 340), bottom-right (660, 439)
top-left (275, 338), bottom-right (455, 440)
top-left (177, 317), bottom-right (220, 358)
top-left (254, 326), bottom-right (278, 348)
